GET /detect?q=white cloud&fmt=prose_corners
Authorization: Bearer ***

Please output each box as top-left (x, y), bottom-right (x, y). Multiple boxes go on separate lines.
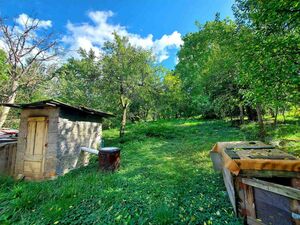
top-left (15, 13), bottom-right (52, 29)
top-left (0, 14), bottom-right (57, 66)
top-left (174, 56), bottom-right (179, 65)
top-left (63, 10), bottom-right (183, 62)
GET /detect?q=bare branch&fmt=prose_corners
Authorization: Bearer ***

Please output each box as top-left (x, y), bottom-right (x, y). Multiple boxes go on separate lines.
top-left (0, 14), bottom-right (59, 104)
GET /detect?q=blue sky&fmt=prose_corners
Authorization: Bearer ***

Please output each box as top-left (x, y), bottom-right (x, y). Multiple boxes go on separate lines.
top-left (0, 0), bottom-right (235, 68)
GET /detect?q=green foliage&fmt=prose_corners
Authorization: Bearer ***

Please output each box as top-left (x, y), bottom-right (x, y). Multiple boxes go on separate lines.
top-left (175, 0), bottom-right (300, 128)
top-left (156, 72), bottom-right (185, 118)
top-left (0, 119), bottom-right (244, 225)
top-left (54, 49), bottom-right (105, 109)
top-left (176, 19), bottom-right (242, 118)
top-left (53, 35), bottom-right (173, 129)
top-left (0, 49), bottom-right (9, 94)
top-left (1, 117), bottom-right (298, 224)
top-left (0, 49), bottom-right (9, 123)
top-left (100, 33), bottom-right (160, 130)
top-left (240, 115), bottom-right (300, 156)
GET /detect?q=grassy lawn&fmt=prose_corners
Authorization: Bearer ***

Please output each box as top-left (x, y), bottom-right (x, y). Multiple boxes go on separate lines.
top-left (0, 118), bottom-right (298, 224)
top-left (240, 115), bottom-right (300, 157)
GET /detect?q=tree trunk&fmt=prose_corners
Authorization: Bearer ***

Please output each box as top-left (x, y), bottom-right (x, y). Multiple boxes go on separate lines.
top-left (256, 104), bottom-right (266, 141)
top-left (274, 106), bottom-right (278, 126)
top-left (282, 108), bottom-right (286, 124)
top-left (119, 104), bottom-right (128, 139)
top-left (246, 105), bottom-right (258, 121)
top-left (239, 104), bottom-right (244, 125)
top-left (0, 80), bottom-right (18, 128)
top-left (269, 108), bottom-right (275, 118)
top-left (145, 109), bottom-right (149, 121)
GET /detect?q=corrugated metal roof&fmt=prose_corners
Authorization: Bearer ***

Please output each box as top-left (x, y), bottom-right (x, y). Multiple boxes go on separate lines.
top-left (0, 99), bottom-right (114, 118)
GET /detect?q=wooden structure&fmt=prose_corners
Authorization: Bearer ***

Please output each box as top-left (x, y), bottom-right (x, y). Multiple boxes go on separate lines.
top-left (1, 99), bottom-right (113, 180)
top-left (210, 141), bottom-right (300, 225)
top-left (0, 142), bottom-right (17, 175)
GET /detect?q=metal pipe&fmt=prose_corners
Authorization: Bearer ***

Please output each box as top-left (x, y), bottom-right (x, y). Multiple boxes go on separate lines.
top-left (80, 147), bottom-right (99, 155)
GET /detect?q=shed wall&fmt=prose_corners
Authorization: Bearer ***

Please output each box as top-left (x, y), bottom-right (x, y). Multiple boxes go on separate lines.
top-left (0, 142), bottom-right (17, 175)
top-left (15, 107), bottom-right (59, 179)
top-left (56, 113), bottom-right (101, 175)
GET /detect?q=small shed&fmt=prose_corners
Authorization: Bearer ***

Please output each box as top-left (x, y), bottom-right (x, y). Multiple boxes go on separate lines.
top-left (1, 99), bottom-right (113, 180)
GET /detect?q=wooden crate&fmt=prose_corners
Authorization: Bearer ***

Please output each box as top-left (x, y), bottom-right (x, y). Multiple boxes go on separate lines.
top-left (235, 177), bottom-right (300, 225)
top-left (210, 141), bottom-right (300, 225)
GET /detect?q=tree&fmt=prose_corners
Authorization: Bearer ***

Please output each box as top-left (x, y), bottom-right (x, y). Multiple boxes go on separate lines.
top-left (175, 2), bottom-right (299, 139)
top-left (54, 49), bottom-right (104, 108)
top-left (100, 33), bottom-right (156, 138)
top-left (176, 19), bottom-right (245, 121)
top-left (158, 71), bottom-right (184, 118)
top-left (0, 16), bottom-right (58, 127)
top-left (233, 0), bottom-right (300, 136)
top-left (0, 49), bottom-right (9, 95)
top-left (128, 67), bottom-right (163, 122)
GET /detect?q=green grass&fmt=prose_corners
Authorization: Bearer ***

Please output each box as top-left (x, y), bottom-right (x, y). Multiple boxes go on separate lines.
top-left (240, 115), bottom-right (300, 156)
top-left (0, 117), bottom-right (298, 224)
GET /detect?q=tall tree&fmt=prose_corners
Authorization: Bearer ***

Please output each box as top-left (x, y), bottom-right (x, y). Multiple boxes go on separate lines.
top-left (0, 16), bottom-right (58, 127)
top-left (101, 33), bottom-right (155, 138)
top-left (54, 49), bottom-right (104, 108)
top-left (233, 0), bottom-right (300, 135)
top-left (176, 19), bottom-right (244, 120)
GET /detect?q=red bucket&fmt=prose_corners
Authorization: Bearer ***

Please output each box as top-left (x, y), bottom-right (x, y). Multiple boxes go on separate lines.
top-left (98, 147), bottom-right (121, 171)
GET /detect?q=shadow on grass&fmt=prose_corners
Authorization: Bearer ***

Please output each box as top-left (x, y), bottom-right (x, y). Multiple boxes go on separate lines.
top-left (240, 117), bottom-right (300, 157)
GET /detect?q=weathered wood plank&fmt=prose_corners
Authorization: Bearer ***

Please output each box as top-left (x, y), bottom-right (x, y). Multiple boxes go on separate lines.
top-left (222, 167), bottom-right (236, 214)
top-left (210, 151), bottom-right (223, 171)
top-left (35, 121), bottom-right (46, 155)
top-left (245, 184), bottom-right (256, 218)
top-left (0, 142), bottom-right (17, 175)
top-left (239, 170), bottom-right (300, 178)
top-left (235, 177), bottom-right (247, 217)
top-left (247, 217), bottom-right (264, 225)
top-left (28, 117), bottom-right (48, 122)
top-left (26, 120), bottom-right (36, 155)
top-left (291, 178), bottom-right (300, 225)
top-left (242, 178), bottom-right (300, 200)
top-left (24, 117), bottom-right (48, 177)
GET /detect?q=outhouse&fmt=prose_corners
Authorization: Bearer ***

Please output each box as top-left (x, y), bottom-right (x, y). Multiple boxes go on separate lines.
top-left (1, 99), bottom-right (113, 180)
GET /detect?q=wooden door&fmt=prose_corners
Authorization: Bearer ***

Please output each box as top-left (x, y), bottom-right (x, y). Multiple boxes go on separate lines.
top-left (24, 117), bottom-right (48, 178)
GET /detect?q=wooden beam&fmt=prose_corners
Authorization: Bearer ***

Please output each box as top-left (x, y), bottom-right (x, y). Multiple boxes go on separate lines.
top-left (291, 178), bottom-right (300, 225)
top-left (222, 168), bottom-right (237, 214)
top-left (245, 184), bottom-right (256, 218)
top-left (242, 178), bottom-right (300, 200)
top-left (226, 146), bottom-right (274, 150)
top-left (240, 170), bottom-right (300, 178)
top-left (210, 151), bottom-right (223, 171)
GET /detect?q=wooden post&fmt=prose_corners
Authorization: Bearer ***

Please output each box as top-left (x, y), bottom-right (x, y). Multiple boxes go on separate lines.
top-left (245, 184), bottom-right (256, 218)
top-left (291, 178), bottom-right (300, 225)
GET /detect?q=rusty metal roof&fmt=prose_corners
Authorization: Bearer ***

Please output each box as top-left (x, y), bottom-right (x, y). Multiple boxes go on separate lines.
top-left (0, 99), bottom-right (114, 118)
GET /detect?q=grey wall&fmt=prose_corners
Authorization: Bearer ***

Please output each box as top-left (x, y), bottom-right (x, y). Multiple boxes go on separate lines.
top-left (56, 112), bottom-right (102, 175)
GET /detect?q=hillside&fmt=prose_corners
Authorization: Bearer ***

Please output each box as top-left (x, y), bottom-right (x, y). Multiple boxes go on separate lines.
top-left (1, 118), bottom-right (299, 224)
